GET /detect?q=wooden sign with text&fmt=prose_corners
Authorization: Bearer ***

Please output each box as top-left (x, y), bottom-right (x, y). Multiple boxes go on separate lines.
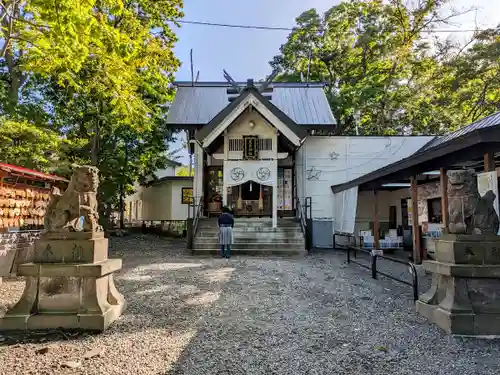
top-left (243, 136), bottom-right (258, 160)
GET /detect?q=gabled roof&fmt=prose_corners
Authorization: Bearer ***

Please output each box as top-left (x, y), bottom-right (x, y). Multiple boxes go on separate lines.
top-left (165, 159), bottom-right (182, 167)
top-left (194, 85), bottom-right (308, 145)
top-left (166, 82), bottom-right (336, 127)
top-left (330, 111), bottom-right (500, 193)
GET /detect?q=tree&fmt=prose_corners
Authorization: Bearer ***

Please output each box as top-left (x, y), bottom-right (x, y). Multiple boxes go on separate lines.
top-left (0, 1), bottom-right (183, 176)
top-left (271, 0), bottom-right (483, 135)
top-left (43, 1), bottom-right (184, 225)
top-left (0, 1), bottom-right (184, 227)
top-left (0, 119), bottom-right (62, 170)
top-left (176, 166), bottom-right (194, 177)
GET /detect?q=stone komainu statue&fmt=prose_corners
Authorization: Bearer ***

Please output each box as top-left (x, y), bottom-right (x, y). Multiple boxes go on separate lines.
top-left (470, 189), bottom-right (500, 235)
top-left (44, 165), bottom-right (103, 232)
top-left (447, 169), bottom-right (479, 234)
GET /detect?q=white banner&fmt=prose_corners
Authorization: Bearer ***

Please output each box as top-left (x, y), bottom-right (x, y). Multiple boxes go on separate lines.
top-left (477, 171), bottom-right (500, 235)
top-left (333, 186), bottom-right (358, 234)
top-left (223, 160), bottom-right (277, 187)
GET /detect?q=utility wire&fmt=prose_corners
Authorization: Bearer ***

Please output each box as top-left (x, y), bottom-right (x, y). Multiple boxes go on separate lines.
top-left (171, 19), bottom-right (490, 33)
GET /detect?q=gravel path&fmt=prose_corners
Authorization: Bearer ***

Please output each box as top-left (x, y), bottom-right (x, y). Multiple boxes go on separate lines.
top-left (1, 235), bottom-right (499, 375)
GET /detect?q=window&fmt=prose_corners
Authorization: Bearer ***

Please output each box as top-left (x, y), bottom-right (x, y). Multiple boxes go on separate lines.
top-left (258, 138), bottom-right (272, 151)
top-left (427, 198), bottom-right (442, 223)
top-left (228, 138), bottom-right (272, 151)
top-left (228, 138), bottom-right (243, 151)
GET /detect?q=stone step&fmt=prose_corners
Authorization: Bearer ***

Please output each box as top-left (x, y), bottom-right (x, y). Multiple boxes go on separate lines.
top-left (197, 219), bottom-right (299, 226)
top-left (193, 242), bottom-right (305, 250)
top-left (195, 234), bottom-right (304, 243)
top-left (192, 248), bottom-right (307, 256)
top-left (195, 234), bottom-right (305, 241)
top-left (196, 229), bottom-right (303, 235)
top-left (197, 224), bottom-right (301, 230)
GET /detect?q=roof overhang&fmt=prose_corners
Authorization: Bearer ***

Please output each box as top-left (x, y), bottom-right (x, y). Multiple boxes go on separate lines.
top-left (0, 163), bottom-right (69, 183)
top-left (195, 87), bottom-right (307, 149)
top-left (144, 176), bottom-right (193, 187)
top-left (331, 125), bottom-right (500, 194)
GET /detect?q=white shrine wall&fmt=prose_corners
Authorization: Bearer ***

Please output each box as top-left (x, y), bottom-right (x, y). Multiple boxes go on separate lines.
top-left (296, 136), bottom-right (434, 235)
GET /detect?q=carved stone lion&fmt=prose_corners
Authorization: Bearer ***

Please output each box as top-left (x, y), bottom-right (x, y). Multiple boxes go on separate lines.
top-left (470, 190), bottom-right (500, 235)
top-left (44, 165), bottom-right (103, 233)
top-left (447, 169), bottom-right (479, 234)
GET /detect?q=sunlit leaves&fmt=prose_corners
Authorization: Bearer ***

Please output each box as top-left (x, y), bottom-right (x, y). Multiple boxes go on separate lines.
top-left (272, 0), bottom-right (499, 136)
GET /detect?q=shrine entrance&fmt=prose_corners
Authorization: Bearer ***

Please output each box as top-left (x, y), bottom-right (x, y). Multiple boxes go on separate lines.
top-left (229, 181), bottom-right (272, 217)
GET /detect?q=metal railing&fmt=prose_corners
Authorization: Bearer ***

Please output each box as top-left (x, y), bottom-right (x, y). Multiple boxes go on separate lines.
top-left (192, 196), bottom-right (203, 238)
top-left (346, 246), bottom-right (419, 301)
top-left (186, 196), bottom-right (203, 252)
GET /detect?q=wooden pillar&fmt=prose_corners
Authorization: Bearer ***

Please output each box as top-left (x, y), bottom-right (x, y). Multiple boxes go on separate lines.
top-left (440, 168), bottom-right (449, 233)
top-left (373, 189), bottom-right (380, 249)
top-left (411, 176), bottom-right (421, 264)
top-left (484, 152), bottom-right (495, 172)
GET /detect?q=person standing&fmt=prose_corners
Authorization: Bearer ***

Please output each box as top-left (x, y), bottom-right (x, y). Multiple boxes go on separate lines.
top-left (218, 206), bottom-right (234, 259)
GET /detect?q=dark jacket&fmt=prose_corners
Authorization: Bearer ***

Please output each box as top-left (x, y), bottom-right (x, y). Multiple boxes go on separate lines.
top-left (218, 212), bottom-right (234, 228)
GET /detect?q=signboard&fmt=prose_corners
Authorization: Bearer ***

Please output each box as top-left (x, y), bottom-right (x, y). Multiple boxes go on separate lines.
top-left (407, 199), bottom-right (413, 226)
top-left (477, 171), bottom-right (500, 235)
top-left (181, 187), bottom-right (193, 204)
top-left (243, 136), bottom-right (258, 160)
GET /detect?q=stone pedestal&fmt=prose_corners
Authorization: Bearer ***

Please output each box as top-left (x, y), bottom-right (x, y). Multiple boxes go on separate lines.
top-left (416, 234), bottom-right (500, 336)
top-left (0, 232), bottom-right (125, 332)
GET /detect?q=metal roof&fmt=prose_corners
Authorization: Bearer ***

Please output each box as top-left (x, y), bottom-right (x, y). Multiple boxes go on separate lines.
top-left (166, 82), bottom-right (336, 126)
top-left (420, 111), bottom-right (500, 151)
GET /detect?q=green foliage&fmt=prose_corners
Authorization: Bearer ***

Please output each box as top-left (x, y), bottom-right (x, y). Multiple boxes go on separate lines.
top-left (0, 120), bottom-right (62, 171)
top-left (176, 166), bottom-right (194, 176)
top-left (0, 0), bottom-right (184, 224)
top-left (271, 0), bottom-right (499, 135)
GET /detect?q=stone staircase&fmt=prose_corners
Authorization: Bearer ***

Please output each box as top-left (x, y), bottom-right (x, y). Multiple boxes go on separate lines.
top-left (192, 217), bottom-right (306, 256)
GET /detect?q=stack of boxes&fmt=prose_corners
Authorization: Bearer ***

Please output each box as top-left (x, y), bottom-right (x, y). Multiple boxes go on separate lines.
top-left (381, 229), bottom-right (403, 249)
top-left (361, 229), bottom-right (403, 249)
top-left (361, 230), bottom-right (374, 248)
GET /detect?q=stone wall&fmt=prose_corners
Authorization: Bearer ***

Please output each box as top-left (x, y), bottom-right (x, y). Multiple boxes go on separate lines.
top-left (0, 231), bottom-right (41, 282)
top-left (417, 182), bottom-right (441, 223)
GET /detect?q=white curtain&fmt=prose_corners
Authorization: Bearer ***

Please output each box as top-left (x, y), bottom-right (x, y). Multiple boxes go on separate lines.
top-left (224, 160), bottom-right (277, 187)
top-left (333, 186), bottom-right (358, 234)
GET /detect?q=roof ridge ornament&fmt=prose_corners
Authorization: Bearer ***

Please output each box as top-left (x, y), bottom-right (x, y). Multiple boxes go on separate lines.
top-left (223, 69), bottom-right (241, 93)
top-left (258, 69), bottom-right (280, 93)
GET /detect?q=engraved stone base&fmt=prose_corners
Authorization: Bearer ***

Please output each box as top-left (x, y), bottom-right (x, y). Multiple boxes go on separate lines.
top-left (417, 234), bottom-right (500, 336)
top-left (0, 233), bottom-right (125, 332)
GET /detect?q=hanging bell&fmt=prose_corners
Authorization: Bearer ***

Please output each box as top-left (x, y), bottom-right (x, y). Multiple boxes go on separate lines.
top-left (249, 181), bottom-right (252, 192)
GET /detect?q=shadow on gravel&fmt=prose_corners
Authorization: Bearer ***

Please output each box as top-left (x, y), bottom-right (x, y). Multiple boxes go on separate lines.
top-left (0, 236), bottom-right (235, 347)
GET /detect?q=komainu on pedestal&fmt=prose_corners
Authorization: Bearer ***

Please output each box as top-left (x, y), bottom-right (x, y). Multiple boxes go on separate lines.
top-left (0, 166), bottom-right (126, 332)
top-left (416, 169), bottom-right (500, 336)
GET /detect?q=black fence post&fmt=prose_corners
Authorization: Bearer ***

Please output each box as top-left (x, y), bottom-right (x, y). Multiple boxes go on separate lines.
top-left (371, 254), bottom-right (377, 279)
top-left (306, 218), bottom-right (313, 251)
top-left (186, 218), bottom-right (194, 251)
top-left (409, 263), bottom-right (419, 301)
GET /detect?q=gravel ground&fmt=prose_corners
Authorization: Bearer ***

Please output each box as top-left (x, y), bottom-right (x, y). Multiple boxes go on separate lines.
top-left (0, 235), bottom-right (499, 375)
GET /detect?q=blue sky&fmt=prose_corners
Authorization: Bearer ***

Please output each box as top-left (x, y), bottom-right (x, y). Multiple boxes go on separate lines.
top-left (168, 0), bottom-right (498, 163)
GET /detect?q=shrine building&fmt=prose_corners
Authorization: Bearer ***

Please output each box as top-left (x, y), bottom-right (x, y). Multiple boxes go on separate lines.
top-left (166, 76), bottom-right (438, 253)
